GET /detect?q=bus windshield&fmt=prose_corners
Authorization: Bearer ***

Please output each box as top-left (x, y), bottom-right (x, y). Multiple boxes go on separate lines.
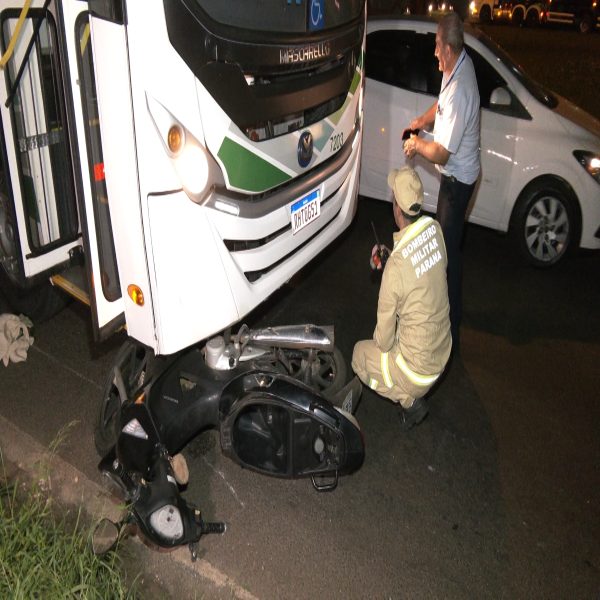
top-left (193, 0), bottom-right (364, 32)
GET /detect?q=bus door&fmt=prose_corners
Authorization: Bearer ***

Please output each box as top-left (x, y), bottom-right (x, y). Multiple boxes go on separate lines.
top-left (0, 0), bottom-right (124, 339)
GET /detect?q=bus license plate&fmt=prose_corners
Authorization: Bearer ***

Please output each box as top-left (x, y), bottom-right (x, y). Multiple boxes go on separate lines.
top-left (290, 189), bottom-right (321, 235)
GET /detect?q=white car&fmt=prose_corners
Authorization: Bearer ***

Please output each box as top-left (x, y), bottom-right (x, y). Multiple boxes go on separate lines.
top-left (359, 16), bottom-right (600, 266)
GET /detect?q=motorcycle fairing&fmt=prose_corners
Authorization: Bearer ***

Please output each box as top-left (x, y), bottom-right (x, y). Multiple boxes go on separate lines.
top-left (123, 343), bottom-right (364, 481)
top-left (219, 373), bottom-right (364, 479)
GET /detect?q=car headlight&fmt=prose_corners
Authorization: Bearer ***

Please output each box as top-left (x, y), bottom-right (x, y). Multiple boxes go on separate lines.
top-left (573, 150), bottom-right (600, 184)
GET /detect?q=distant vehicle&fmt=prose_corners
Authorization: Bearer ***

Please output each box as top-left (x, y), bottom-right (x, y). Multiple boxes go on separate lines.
top-left (493, 0), bottom-right (545, 26)
top-left (468, 0), bottom-right (495, 23)
top-left (542, 0), bottom-right (600, 33)
top-left (360, 16), bottom-right (600, 267)
top-left (426, 1), bottom-right (455, 17)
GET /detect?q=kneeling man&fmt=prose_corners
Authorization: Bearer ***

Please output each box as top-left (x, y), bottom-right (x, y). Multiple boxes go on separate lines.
top-left (352, 167), bottom-right (452, 430)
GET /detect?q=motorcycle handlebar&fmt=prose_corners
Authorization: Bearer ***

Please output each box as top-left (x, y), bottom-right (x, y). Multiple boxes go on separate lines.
top-left (201, 521), bottom-right (226, 535)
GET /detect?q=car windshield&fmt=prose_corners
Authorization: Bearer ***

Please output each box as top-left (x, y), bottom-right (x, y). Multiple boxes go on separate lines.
top-left (471, 28), bottom-right (558, 109)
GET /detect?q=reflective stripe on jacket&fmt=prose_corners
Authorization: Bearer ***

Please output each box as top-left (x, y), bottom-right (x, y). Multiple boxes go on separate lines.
top-left (380, 350), bottom-right (440, 388)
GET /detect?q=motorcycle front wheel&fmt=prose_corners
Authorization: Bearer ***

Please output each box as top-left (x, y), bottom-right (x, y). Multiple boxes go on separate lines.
top-left (94, 339), bottom-right (154, 456)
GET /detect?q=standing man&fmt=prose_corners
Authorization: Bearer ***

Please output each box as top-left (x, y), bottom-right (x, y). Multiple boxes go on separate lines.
top-left (351, 167), bottom-right (451, 430)
top-left (403, 12), bottom-right (480, 353)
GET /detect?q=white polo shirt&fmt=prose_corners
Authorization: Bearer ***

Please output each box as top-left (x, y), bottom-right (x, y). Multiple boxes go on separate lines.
top-left (433, 49), bottom-right (481, 185)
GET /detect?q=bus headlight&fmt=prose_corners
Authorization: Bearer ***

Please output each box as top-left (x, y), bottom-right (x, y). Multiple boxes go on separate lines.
top-left (573, 150), bottom-right (600, 184)
top-left (176, 139), bottom-right (210, 195)
top-left (147, 94), bottom-right (220, 203)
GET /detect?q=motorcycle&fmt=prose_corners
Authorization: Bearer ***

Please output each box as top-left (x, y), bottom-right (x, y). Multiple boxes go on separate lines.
top-left (92, 324), bottom-right (364, 559)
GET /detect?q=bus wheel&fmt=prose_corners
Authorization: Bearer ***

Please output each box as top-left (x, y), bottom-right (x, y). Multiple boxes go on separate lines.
top-left (0, 192), bottom-right (70, 322)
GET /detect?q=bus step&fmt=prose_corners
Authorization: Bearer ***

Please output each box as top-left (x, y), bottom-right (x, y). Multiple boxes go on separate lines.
top-left (51, 265), bottom-right (90, 306)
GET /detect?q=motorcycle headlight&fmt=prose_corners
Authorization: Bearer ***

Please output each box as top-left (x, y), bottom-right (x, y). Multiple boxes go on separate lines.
top-left (149, 504), bottom-right (184, 542)
top-left (573, 150), bottom-right (600, 184)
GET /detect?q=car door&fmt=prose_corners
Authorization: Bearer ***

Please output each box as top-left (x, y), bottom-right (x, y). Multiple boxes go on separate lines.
top-left (360, 28), bottom-right (420, 202)
top-left (465, 40), bottom-right (523, 228)
top-left (361, 27), bottom-right (446, 210)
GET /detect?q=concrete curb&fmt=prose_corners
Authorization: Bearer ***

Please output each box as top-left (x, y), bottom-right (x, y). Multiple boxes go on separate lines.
top-left (0, 414), bottom-right (257, 600)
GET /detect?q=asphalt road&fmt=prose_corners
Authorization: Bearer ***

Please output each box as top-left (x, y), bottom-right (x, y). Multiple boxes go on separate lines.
top-left (1, 17), bottom-right (598, 600)
top-left (1, 194), bottom-right (599, 599)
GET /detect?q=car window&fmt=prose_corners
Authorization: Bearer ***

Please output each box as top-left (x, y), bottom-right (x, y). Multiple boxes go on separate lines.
top-left (365, 30), bottom-right (441, 96)
top-left (465, 46), bottom-right (504, 109)
top-left (471, 28), bottom-right (557, 109)
top-left (366, 27), bottom-right (531, 118)
top-left (466, 45), bottom-right (530, 119)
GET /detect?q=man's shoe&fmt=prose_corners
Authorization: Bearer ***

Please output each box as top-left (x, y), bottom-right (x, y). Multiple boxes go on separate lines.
top-left (399, 397), bottom-right (428, 431)
top-left (330, 376), bottom-right (362, 414)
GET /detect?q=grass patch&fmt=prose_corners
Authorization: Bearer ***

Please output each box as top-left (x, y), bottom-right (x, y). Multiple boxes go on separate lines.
top-left (0, 426), bottom-right (137, 599)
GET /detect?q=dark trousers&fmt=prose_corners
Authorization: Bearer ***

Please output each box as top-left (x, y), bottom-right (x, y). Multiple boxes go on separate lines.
top-left (436, 174), bottom-right (476, 351)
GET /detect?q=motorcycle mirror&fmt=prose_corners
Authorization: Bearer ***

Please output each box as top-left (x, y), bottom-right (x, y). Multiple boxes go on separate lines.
top-left (91, 518), bottom-right (121, 555)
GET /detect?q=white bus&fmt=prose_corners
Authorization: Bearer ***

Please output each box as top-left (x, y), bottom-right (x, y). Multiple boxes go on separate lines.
top-left (0, 0), bottom-right (365, 356)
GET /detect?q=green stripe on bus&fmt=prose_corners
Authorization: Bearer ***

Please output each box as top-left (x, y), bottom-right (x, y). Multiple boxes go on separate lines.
top-left (350, 68), bottom-right (361, 95)
top-left (218, 137), bottom-right (291, 192)
top-left (329, 95), bottom-right (351, 126)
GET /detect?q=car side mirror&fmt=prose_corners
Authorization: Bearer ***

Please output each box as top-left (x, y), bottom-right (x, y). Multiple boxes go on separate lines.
top-left (489, 86), bottom-right (512, 107)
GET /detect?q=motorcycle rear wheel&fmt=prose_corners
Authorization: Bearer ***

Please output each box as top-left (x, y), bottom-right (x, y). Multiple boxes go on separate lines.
top-left (261, 346), bottom-right (348, 398)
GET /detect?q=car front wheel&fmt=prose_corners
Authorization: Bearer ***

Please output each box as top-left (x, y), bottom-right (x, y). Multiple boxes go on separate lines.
top-left (511, 180), bottom-right (578, 268)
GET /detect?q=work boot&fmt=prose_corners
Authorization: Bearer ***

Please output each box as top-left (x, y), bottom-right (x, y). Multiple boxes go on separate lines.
top-left (329, 376), bottom-right (362, 414)
top-left (399, 397), bottom-right (428, 431)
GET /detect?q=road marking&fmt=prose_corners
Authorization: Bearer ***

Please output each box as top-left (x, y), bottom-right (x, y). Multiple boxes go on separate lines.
top-left (201, 455), bottom-right (246, 508)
